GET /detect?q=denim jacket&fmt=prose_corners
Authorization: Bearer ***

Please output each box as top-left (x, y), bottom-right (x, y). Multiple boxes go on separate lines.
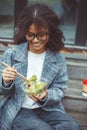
top-left (0, 42), bottom-right (68, 130)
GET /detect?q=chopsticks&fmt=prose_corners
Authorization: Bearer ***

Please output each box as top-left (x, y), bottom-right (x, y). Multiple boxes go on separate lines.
top-left (2, 62), bottom-right (28, 82)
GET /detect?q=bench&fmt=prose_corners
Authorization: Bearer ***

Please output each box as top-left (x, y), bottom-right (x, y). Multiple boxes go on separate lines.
top-left (62, 79), bottom-right (87, 130)
top-left (63, 52), bottom-right (87, 130)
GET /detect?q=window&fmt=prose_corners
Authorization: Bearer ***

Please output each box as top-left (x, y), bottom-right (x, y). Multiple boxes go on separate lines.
top-left (0, 0), bottom-right (27, 42)
top-left (0, 0), bottom-right (87, 48)
top-left (0, 0), bottom-right (14, 40)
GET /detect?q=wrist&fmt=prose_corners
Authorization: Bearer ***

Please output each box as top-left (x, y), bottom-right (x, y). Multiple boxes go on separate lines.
top-left (2, 78), bottom-right (12, 83)
top-left (2, 78), bottom-right (13, 88)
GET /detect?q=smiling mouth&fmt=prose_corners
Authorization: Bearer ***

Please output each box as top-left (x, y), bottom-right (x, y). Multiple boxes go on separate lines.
top-left (33, 41), bottom-right (43, 47)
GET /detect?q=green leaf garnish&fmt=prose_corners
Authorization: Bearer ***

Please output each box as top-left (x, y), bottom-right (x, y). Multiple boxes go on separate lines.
top-left (24, 75), bottom-right (46, 95)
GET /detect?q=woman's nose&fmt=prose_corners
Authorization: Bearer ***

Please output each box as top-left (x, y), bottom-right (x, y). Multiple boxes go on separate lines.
top-left (33, 36), bottom-right (39, 42)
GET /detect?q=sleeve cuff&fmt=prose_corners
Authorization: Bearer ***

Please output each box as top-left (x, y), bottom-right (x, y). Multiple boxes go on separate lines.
top-left (2, 79), bottom-right (13, 88)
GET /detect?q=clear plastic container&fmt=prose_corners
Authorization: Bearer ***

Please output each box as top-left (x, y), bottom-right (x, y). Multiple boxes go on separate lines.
top-left (82, 79), bottom-right (87, 97)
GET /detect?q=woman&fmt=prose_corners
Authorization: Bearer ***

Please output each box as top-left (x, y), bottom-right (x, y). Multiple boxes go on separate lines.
top-left (0, 3), bottom-right (82, 130)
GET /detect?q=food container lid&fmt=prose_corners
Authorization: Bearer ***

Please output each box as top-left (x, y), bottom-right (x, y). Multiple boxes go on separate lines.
top-left (82, 79), bottom-right (87, 84)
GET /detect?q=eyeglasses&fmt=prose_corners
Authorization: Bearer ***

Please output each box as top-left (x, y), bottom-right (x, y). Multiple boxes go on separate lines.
top-left (26, 31), bottom-right (49, 42)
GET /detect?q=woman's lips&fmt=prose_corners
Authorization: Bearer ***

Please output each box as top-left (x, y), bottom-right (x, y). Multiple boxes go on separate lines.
top-left (33, 41), bottom-right (43, 47)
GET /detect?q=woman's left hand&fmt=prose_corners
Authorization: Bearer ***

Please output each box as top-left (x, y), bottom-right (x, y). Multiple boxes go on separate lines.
top-left (29, 87), bottom-right (48, 101)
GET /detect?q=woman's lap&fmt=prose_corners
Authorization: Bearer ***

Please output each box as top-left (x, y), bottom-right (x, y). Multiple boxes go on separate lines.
top-left (12, 108), bottom-right (53, 130)
top-left (34, 108), bottom-right (82, 130)
top-left (12, 108), bottom-right (82, 130)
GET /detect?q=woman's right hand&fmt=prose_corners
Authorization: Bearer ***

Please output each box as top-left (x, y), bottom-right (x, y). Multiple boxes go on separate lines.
top-left (2, 66), bottom-right (17, 83)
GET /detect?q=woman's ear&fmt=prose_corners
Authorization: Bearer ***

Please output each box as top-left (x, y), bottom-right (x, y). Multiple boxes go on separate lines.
top-left (25, 34), bottom-right (28, 40)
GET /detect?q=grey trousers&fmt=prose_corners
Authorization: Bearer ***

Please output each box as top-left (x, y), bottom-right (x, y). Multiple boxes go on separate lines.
top-left (12, 108), bottom-right (82, 130)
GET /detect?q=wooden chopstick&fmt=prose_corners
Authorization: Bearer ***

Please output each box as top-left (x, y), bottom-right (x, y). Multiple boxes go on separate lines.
top-left (2, 61), bottom-right (28, 81)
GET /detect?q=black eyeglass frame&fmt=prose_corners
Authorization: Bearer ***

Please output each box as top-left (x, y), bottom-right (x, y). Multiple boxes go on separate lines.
top-left (26, 31), bottom-right (50, 42)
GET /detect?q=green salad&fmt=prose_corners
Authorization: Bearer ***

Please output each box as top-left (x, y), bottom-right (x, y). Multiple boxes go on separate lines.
top-left (24, 75), bottom-right (46, 95)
